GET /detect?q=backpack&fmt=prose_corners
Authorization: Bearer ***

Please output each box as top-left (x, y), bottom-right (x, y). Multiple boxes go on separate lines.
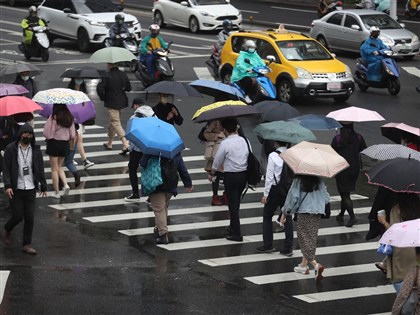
top-left (277, 161), bottom-right (294, 201)
top-left (158, 157), bottom-right (179, 191)
top-left (197, 125), bottom-right (207, 142)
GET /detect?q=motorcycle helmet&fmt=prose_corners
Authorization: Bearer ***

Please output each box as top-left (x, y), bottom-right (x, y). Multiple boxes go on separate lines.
top-left (244, 39), bottom-right (257, 53)
top-left (369, 26), bottom-right (380, 38)
top-left (150, 24), bottom-right (160, 38)
top-left (115, 14), bottom-right (125, 25)
top-left (222, 19), bottom-right (233, 33)
top-left (29, 5), bottom-right (37, 17)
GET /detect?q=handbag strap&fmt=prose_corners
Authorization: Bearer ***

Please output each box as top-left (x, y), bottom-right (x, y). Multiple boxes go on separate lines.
top-left (296, 192), bottom-right (308, 213)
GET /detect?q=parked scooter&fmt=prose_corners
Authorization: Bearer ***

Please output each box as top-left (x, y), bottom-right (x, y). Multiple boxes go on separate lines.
top-left (18, 25), bottom-right (50, 61)
top-left (317, 0), bottom-right (343, 18)
top-left (354, 49), bottom-right (400, 95)
top-left (205, 43), bottom-right (221, 78)
top-left (405, 0), bottom-right (420, 18)
top-left (232, 57), bottom-right (277, 104)
top-left (134, 42), bottom-right (174, 87)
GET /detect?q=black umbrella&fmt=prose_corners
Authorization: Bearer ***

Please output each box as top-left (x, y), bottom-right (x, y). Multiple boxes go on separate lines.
top-left (189, 79), bottom-right (245, 101)
top-left (365, 157), bottom-right (420, 193)
top-left (145, 80), bottom-right (202, 97)
top-left (253, 100), bottom-right (301, 122)
top-left (59, 67), bottom-right (107, 79)
top-left (192, 101), bottom-right (259, 123)
top-left (380, 122), bottom-right (420, 144)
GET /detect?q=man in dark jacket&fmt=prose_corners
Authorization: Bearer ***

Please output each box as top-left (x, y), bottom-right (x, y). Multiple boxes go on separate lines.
top-left (2, 123), bottom-right (47, 255)
top-left (152, 94), bottom-right (183, 126)
top-left (97, 63), bottom-right (132, 155)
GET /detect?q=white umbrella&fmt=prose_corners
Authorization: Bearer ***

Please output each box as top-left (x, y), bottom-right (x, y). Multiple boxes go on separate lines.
top-left (326, 106), bottom-right (385, 122)
top-left (361, 144), bottom-right (420, 161)
top-left (88, 47), bottom-right (136, 64)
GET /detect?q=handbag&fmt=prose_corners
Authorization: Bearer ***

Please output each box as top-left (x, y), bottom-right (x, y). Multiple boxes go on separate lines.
top-left (401, 266), bottom-right (419, 315)
top-left (198, 126), bottom-right (207, 142)
top-left (377, 243), bottom-right (393, 256)
top-left (141, 157), bottom-right (163, 196)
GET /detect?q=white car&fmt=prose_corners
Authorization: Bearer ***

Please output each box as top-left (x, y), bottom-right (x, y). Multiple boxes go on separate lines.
top-left (153, 0), bottom-right (242, 33)
top-left (38, 0), bottom-right (142, 52)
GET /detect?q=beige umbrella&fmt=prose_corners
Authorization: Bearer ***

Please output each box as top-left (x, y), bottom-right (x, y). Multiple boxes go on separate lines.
top-left (280, 141), bottom-right (349, 178)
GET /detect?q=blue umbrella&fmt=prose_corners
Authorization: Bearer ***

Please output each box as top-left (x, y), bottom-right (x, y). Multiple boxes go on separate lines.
top-left (288, 114), bottom-right (342, 131)
top-left (189, 79), bottom-right (245, 101)
top-left (125, 116), bottom-right (185, 159)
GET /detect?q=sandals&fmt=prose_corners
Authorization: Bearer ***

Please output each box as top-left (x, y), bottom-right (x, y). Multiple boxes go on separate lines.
top-left (375, 262), bottom-right (387, 274)
top-left (119, 148), bottom-right (129, 156)
top-left (102, 143), bottom-right (112, 150)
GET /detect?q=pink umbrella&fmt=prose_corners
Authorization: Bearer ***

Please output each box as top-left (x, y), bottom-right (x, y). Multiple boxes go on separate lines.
top-left (0, 96), bottom-right (42, 116)
top-left (379, 218), bottom-right (420, 247)
top-left (326, 106), bottom-right (385, 122)
top-left (0, 83), bottom-right (29, 97)
top-left (381, 122), bottom-right (420, 144)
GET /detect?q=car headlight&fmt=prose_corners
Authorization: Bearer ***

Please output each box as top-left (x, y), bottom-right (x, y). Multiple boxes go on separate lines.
top-left (380, 36), bottom-right (394, 47)
top-left (412, 35), bottom-right (419, 44)
top-left (200, 11), bottom-right (215, 17)
top-left (296, 67), bottom-right (312, 80)
top-left (345, 65), bottom-right (353, 79)
top-left (88, 20), bottom-right (106, 27)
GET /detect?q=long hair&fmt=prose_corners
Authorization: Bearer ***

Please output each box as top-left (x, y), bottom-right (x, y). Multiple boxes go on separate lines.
top-left (68, 78), bottom-right (87, 93)
top-left (339, 123), bottom-right (356, 145)
top-left (299, 175), bottom-right (320, 192)
top-left (52, 103), bottom-right (73, 128)
top-left (395, 193), bottom-right (420, 222)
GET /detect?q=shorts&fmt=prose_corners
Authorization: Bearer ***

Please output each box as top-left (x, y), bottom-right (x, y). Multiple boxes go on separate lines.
top-left (45, 139), bottom-right (69, 157)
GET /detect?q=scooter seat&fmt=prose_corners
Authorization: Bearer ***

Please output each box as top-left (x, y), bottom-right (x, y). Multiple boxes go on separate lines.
top-left (356, 58), bottom-right (368, 67)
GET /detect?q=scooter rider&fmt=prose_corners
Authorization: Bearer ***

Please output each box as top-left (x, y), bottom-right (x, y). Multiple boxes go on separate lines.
top-left (21, 6), bottom-right (45, 47)
top-left (360, 26), bottom-right (388, 81)
top-left (139, 24), bottom-right (168, 77)
top-left (109, 14), bottom-right (130, 47)
top-left (216, 19), bottom-right (233, 51)
top-left (230, 40), bottom-right (265, 100)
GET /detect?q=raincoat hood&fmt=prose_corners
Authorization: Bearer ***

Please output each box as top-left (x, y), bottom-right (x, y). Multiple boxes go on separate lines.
top-left (16, 123), bottom-right (36, 146)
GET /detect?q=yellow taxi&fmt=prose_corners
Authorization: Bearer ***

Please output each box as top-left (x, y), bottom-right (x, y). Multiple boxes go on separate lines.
top-left (219, 26), bottom-right (355, 103)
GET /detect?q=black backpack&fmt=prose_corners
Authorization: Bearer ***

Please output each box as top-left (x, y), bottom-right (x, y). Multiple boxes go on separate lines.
top-left (158, 157), bottom-right (179, 191)
top-left (278, 161), bottom-right (294, 200)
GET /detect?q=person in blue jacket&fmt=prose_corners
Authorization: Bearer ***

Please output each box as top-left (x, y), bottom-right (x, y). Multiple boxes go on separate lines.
top-left (139, 24), bottom-right (168, 77)
top-left (360, 26), bottom-right (388, 81)
top-left (231, 39), bottom-right (265, 100)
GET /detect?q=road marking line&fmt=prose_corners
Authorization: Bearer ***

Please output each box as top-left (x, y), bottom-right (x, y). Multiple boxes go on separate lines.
top-left (0, 271), bottom-right (10, 305)
top-left (240, 9), bottom-right (259, 14)
top-left (293, 285), bottom-right (395, 303)
top-left (160, 223), bottom-right (369, 251)
top-left (402, 66), bottom-right (420, 78)
top-left (271, 6), bottom-right (316, 13)
top-left (244, 247), bottom-right (378, 284)
top-left (194, 67), bottom-right (215, 80)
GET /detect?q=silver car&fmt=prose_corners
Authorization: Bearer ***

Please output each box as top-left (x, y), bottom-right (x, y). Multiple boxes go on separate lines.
top-left (309, 9), bottom-right (419, 59)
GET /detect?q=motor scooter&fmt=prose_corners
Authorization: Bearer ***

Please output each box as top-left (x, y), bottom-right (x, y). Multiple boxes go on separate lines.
top-left (18, 25), bottom-right (50, 61)
top-left (205, 43), bottom-right (221, 79)
top-left (232, 58), bottom-right (277, 104)
top-left (134, 42), bottom-right (174, 88)
top-left (317, 1), bottom-right (343, 18)
top-left (354, 49), bottom-right (400, 95)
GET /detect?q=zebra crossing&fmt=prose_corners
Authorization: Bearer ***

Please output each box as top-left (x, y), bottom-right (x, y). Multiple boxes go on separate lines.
top-left (27, 117), bottom-right (396, 314)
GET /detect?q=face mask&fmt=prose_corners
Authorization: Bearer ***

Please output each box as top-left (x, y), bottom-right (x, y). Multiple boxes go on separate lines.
top-left (151, 33), bottom-right (158, 38)
top-left (372, 33), bottom-right (379, 39)
top-left (75, 79), bottom-right (84, 85)
top-left (248, 48), bottom-right (256, 53)
top-left (21, 137), bottom-right (31, 145)
top-left (21, 75), bottom-right (30, 81)
top-left (160, 95), bottom-right (169, 104)
top-left (118, 20), bottom-right (123, 25)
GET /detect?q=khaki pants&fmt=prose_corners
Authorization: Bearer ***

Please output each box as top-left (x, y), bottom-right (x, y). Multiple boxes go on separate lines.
top-left (107, 108), bottom-right (125, 140)
top-left (149, 192), bottom-right (173, 236)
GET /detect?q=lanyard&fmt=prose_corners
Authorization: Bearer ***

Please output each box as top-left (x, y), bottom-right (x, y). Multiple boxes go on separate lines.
top-left (19, 145), bottom-right (30, 166)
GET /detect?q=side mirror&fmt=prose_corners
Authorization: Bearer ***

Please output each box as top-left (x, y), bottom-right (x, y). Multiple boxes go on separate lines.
top-left (351, 24), bottom-right (360, 31)
top-left (63, 8), bottom-right (71, 13)
top-left (266, 55), bottom-right (276, 63)
top-left (180, 1), bottom-right (188, 6)
top-left (400, 23), bottom-right (405, 28)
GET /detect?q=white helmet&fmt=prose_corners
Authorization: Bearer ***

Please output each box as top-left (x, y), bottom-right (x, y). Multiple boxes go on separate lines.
top-left (244, 40), bottom-right (257, 50)
top-left (369, 26), bottom-right (380, 33)
top-left (29, 5), bottom-right (37, 15)
top-left (150, 24), bottom-right (160, 35)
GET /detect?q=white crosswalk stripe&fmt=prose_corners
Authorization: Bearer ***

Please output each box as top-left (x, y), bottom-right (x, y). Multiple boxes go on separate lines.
top-left (0, 271), bottom-right (10, 305)
top-left (26, 117), bottom-right (394, 313)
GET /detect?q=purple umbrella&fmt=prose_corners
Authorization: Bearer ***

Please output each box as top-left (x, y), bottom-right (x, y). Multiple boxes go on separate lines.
top-left (38, 101), bottom-right (96, 124)
top-left (0, 83), bottom-right (29, 97)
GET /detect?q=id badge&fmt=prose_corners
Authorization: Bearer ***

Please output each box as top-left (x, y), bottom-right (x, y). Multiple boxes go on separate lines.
top-left (23, 166), bottom-right (29, 176)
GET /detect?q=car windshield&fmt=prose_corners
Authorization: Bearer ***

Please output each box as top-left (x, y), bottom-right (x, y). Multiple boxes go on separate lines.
top-left (191, 0), bottom-right (228, 5)
top-left (276, 40), bottom-right (332, 61)
top-left (74, 0), bottom-right (119, 14)
top-left (360, 14), bottom-right (402, 30)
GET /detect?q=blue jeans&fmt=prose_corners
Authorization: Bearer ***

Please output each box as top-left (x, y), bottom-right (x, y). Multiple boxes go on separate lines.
top-left (65, 146), bottom-right (77, 174)
top-left (393, 281), bottom-right (403, 294)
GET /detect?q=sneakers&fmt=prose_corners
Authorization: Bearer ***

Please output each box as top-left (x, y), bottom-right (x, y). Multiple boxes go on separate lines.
top-left (294, 264), bottom-right (309, 275)
top-left (83, 159), bottom-right (94, 169)
top-left (2, 229), bottom-right (11, 245)
top-left (211, 195), bottom-right (223, 206)
top-left (346, 217), bottom-right (358, 227)
top-left (22, 244), bottom-right (37, 255)
top-left (257, 245), bottom-right (276, 253)
top-left (315, 263), bottom-right (325, 281)
top-left (280, 249), bottom-right (293, 257)
top-left (72, 160), bottom-right (78, 166)
top-left (51, 192), bottom-right (61, 199)
top-left (124, 194), bottom-right (140, 202)
top-left (63, 185), bottom-right (70, 196)
top-left (156, 233), bottom-right (168, 245)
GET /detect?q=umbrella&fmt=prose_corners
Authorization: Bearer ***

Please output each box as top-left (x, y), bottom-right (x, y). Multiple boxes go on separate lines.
top-left (361, 144), bottom-right (420, 161)
top-left (280, 141), bottom-right (350, 178)
top-left (253, 100), bottom-right (301, 122)
top-left (288, 114), bottom-right (342, 131)
top-left (125, 116), bottom-right (185, 159)
top-left (189, 79), bottom-right (244, 101)
top-left (59, 67), bottom-right (107, 79)
top-left (0, 83), bottom-right (29, 97)
top-left (38, 101), bottom-right (96, 124)
top-left (192, 100), bottom-right (258, 123)
top-left (326, 106), bottom-right (385, 122)
top-left (0, 96), bottom-right (42, 116)
top-left (365, 157), bottom-right (420, 193)
top-left (253, 121), bottom-right (316, 144)
top-left (380, 122), bottom-right (420, 144)
top-left (33, 88), bottom-right (90, 105)
top-left (0, 62), bottom-right (43, 76)
top-left (88, 47), bottom-right (137, 64)
top-left (379, 219), bottom-right (420, 247)
top-left (145, 81), bottom-right (203, 97)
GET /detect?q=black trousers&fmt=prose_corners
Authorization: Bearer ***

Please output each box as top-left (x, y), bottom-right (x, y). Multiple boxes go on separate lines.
top-left (224, 171), bottom-right (247, 237)
top-left (4, 188), bottom-right (36, 246)
top-left (128, 150), bottom-right (143, 196)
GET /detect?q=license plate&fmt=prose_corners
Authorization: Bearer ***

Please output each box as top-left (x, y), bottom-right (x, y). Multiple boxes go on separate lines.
top-left (327, 82), bottom-right (341, 91)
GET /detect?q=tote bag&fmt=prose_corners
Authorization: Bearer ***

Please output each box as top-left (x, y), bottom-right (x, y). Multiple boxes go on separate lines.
top-left (141, 157), bottom-right (163, 196)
